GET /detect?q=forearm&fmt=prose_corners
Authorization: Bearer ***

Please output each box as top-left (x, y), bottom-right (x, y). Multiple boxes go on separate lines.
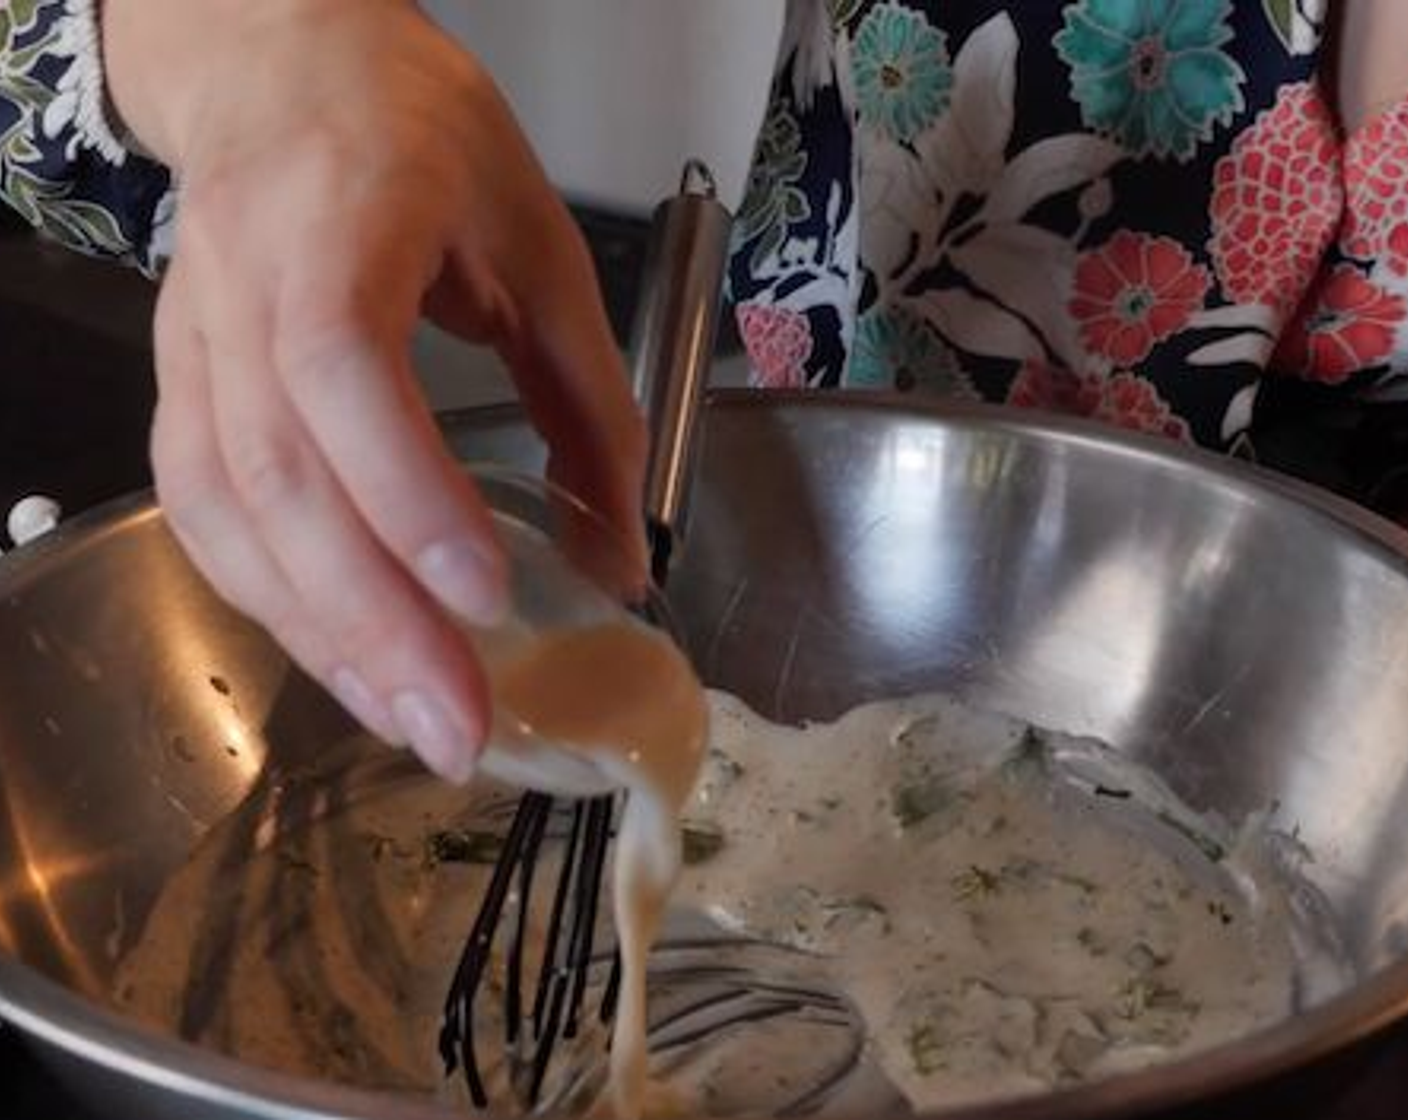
top-left (0, 0), bottom-right (170, 272)
top-left (1334, 0), bottom-right (1408, 133)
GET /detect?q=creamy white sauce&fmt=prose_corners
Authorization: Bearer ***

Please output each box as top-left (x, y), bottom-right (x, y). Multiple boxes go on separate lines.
top-left (112, 689), bottom-right (1346, 1118)
top-left (679, 693), bottom-right (1345, 1110)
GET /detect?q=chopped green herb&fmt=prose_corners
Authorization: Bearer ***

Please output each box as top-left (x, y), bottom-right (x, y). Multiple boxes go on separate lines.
top-left (681, 824), bottom-right (726, 866)
top-left (708, 749), bottom-right (745, 782)
top-left (1124, 941), bottom-right (1171, 973)
top-left (907, 1022), bottom-right (948, 1076)
top-left (425, 828), bottom-right (502, 867)
top-left (894, 714), bottom-right (941, 753)
top-left (1001, 726), bottom-right (1050, 781)
top-left (1207, 899), bottom-right (1235, 925)
top-left (892, 777), bottom-right (954, 829)
top-left (1116, 977), bottom-right (1197, 1021)
top-left (952, 865), bottom-right (1001, 901)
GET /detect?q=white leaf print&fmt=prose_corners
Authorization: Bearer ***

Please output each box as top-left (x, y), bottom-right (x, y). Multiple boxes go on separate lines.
top-left (1187, 333), bottom-right (1275, 367)
top-left (949, 223), bottom-right (1082, 368)
top-left (909, 287), bottom-right (1044, 361)
top-left (1367, 258), bottom-right (1408, 306)
top-left (1187, 303), bottom-right (1281, 334)
top-left (1263, 0), bottom-right (1325, 56)
top-left (982, 135), bottom-right (1124, 224)
top-left (913, 13), bottom-right (1018, 198)
top-left (781, 0), bottom-right (838, 109)
top-left (825, 177), bottom-right (843, 231)
top-left (1222, 384), bottom-right (1260, 442)
top-left (859, 129), bottom-right (941, 283)
top-left (783, 271), bottom-right (856, 323)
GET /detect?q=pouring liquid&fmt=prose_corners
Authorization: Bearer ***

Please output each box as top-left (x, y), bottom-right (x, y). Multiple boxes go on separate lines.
top-left (491, 622), bottom-right (708, 1119)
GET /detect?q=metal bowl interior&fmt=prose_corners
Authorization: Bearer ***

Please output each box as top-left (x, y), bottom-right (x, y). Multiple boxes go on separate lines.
top-left (3, 393), bottom-right (1408, 1120)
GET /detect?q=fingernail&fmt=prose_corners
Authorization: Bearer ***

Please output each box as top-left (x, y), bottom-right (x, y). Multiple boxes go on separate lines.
top-left (331, 666), bottom-right (402, 745)
top-left (416, 537), bottom-right (509, 627)
top-left (391, 689), bottom-right (478, 785)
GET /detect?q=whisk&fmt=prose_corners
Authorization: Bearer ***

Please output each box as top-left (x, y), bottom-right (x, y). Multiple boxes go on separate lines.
top-left (439, 161), bottom-right (729, 1110)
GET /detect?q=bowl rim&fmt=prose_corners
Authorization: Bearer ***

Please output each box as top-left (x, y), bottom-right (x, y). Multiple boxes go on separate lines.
top-left (2, 392), bottom-right (1408, 1120)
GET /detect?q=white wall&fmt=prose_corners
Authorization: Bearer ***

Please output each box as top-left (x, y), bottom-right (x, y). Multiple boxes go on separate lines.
top-left (421, 0), bottom-right (785, 214)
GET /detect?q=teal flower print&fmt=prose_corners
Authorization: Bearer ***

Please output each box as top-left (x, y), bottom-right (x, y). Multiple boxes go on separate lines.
top-left (1055, 0), bottom-right (1247, 161)
top-left (852, 4), bottom-right (953, 144)
top-left (845, 304), bottom-right (971, 396)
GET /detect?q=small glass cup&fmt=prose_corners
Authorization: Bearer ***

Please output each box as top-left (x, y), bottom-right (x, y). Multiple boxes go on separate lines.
top-left (462, 466), bottom-right (678, 798)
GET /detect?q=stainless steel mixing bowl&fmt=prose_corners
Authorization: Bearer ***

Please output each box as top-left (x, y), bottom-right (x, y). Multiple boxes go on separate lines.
top-left (3, 393), bottom-right (1408, 1120)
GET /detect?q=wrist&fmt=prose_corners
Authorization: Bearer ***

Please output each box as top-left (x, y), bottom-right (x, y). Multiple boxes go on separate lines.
top-left (101, 0), bottom-right (416, 173)
top-left (101, 0), bottom-right (193, 166)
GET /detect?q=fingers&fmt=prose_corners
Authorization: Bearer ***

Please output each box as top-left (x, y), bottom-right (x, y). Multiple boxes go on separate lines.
top-left (130, 0), bottom-right (654, 790)
top-left (270, 229), bottom-right (511, 630)
top-left (438, 207), bottom-right (652, 597)
top-left (151, 266), bottom-right (405, 747)
top-left (157, 238), bottom-right (492, 784)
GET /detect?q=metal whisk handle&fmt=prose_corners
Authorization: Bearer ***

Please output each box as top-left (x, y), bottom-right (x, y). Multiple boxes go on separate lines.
top-left (629, 159), bottom-right (733, 565)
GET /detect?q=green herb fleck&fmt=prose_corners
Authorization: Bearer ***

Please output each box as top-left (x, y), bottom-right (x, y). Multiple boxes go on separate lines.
top-left (1116, 977), bottom-right (1197, 1021)
top-left (907, 1022), bottom-right (948, 1076)
top-left (1207, 899), bottom-right (1235, 925)
top-left (1124, 941), bottom-right (1171, 973)
top-left (892, 777), bottom-right (954, 830)
top-left (952, 865), bottom-right (1001, 901)
top-left (1002, 726), bottom-right (1050, 781)
top-left (425, 829), bottom-right (502, 867)
top-left (681, 824), bottom-right (726, 866)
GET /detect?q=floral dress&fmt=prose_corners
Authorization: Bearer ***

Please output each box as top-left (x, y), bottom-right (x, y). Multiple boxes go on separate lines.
top-left (1, 0), bottom-right (169, 273)
top-left (3, 0), bottom-right (1406, 512)
top-left (729, 0), bottom-right (1408, 491)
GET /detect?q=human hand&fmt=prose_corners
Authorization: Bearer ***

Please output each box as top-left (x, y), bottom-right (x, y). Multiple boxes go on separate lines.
top-left (103, 0), bottom-right (648, 782)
